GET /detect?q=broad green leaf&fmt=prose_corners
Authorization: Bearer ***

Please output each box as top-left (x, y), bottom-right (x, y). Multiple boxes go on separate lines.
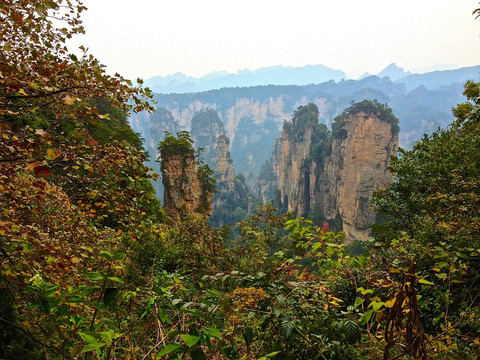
top-left (371, 301), bottom-right (384, 312)
top-left (86, 272), bottom-right (103, 281)
top-left (156, 343), bottom-right (182, 358)
top-left (354, 297), bottom-right (364, 308)
top-left (100, 251), bottom-right (113, 261)
top-left (107, 277), bottom-right (124, 283)
top-left (112, 252), bottom-right (127, 262)
top-left (202, 328), bottom-right (222, 339)
top-left (172, 298), bottom-right (181, 306)
top-left (78, 332), bottom-right (97, 344)
top-left (359, 309), bottom-right (374, 325)
top-left (158, 308), bottom-right (170, 323)
top-left (81, 342), bottom-right (106, 353)
top-left (183, 334), bottom-right (200, 347)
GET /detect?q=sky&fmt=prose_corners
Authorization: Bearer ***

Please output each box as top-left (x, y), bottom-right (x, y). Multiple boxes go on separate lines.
top-left (72, 0), bottom-right (480, 80)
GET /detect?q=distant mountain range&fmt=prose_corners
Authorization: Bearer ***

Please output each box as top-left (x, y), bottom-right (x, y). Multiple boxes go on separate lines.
top-left (144, 64), bottom-right (347, 94)
top-left (144, 63), bottom-right (480, 95)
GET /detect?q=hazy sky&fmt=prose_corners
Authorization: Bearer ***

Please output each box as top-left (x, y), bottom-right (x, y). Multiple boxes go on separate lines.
top-left (73, 0), bottom-right (480, 80)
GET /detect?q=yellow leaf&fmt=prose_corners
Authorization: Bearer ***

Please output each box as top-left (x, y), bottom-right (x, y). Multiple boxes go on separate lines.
top-left (71, 257), bottom-right (81, 264)
top-left (419, 278), bottom-right (434, 285)
top-left (63, 95), bottom-right (76, 105)
top-left (18, 88), bottom-right (27, 96)
top-left (25, 161), bottom-right (42, 171)
top-left (46, 148), bottom-right (62, 161)
top-left (384, 298), bottom-right (396, 308)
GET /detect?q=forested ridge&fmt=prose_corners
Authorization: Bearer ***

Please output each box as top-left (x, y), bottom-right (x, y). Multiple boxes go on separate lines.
top-left (1, 1), bottom-right (480, 359)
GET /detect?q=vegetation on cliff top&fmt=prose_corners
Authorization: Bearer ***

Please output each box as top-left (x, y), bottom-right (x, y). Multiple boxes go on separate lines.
top-left (332, 99), bottom-right (400, 139)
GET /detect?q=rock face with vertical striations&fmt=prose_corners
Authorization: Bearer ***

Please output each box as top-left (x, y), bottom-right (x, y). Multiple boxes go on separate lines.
top-left (215, 135), bottom-right (235, 192)
top-left (328, 105), bottom-right (399, 240)
top-left (263, 101), bottom-right (399, 241)
top-left (159, 133), bottom-right (213, 222)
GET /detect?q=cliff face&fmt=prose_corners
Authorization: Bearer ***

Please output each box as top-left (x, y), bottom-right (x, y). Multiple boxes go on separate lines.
top-left (160, 138), bottom-right (213, 221)
top-left (216, 135), bottom-right (235, 192)
top-left (329, 111), bottom-right (398, 239)
top-left (275, 127), bottom-right (314, 215)
top-left (144, 94), bottom-right (332, 176)
top-left (267, 101), bottom-right (398, 241)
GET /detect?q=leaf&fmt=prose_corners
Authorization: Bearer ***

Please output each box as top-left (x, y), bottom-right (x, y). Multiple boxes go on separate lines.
top-left (384, 298), bottom-right (396, 308)
top-left (100, 251), bottom-right (113, 261)
top-left (359, 289), bottom-right (373, 295)
top-left (112, 252), bottom-right (127, 262)
top-left (157, 308), bottom-right (170, 324)
top-left (81, 342), bottom-right (106, 352)
top-left (183, 334), bottom-right (200, 347)
top-left (281, 320), bottom-right (296, 338)
top-left (354, 297), bottom-right (364, 308)
top-left (341, 319), bottom-right (361, 343)
top-left (371, 301), bottom-right (384, 312)
top-left (258, 352), bottom-right (280, 359)
top-left (156, 343), bottom-right (182, 358)
top-left (46, 148), bottom-right (61, 161)
top-left (78, 332), bottom-right (97, 344)
top-left (63, 95), bottom-right (76, 105)
top-left (202, 327), bottom-right (222, 339)
top-left (418, 278), bottom-right (434, 285)
top-left (172, 298), bottom-right (182, 306)
top-left (107, 277), bottom-right (124, 283)
top-left (33, 165), bottom-right (51, 178)
top-left (190, 348), bottom-right (207, 360)
top-left (86, 272), bottom-right (103, 281)
top-left (359, 309), bottom-right (374, 325)
top-left (242, 326), bottom-right (254, 346)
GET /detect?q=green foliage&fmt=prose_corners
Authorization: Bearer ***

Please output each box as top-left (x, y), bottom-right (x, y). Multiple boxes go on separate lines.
top-left (210, 173), bottom-right (260, 227)
top-left (158, 130), bottom-right (195, 159)
top-left (372, 81), bottom-right (480, 248)
top-left (332, 99), bottom-right (399, 139)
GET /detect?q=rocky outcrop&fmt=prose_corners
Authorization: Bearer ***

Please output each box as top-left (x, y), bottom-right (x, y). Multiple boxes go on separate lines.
top-left (265, 101), bottom-right (398, 241)
top-left (328, 109), bottom-right (398, 240)
top-left (216, 135), bottom-right (235, 192)
top-left (160, 135), bottom-right (213, 221)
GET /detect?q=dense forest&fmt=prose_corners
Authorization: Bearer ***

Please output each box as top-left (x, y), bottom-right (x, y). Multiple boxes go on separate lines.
top-left (1, 1), bottom-right (480, 360)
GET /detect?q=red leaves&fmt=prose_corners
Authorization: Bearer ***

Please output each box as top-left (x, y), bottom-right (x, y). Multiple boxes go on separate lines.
top-left (33, 164), bottom-right (52, 178)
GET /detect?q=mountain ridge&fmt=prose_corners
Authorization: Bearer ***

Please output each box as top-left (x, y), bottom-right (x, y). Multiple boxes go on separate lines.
top-left (144, 64), bottom-right (479, 94)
